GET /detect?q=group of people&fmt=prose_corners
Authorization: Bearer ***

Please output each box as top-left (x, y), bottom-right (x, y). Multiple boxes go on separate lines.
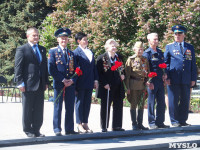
top-left (14, 24), bottom-right (196, 138)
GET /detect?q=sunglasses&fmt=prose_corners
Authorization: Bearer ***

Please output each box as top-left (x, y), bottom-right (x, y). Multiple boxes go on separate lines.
top-left (175, 32), bottom-right (183, 35)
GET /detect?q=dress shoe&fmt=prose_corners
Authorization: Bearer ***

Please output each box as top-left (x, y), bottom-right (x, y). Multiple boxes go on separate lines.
top-left (172, 123), bottom-right (180, 127)
top-left (77, 125), bottom-right (87, 133)
top-left (132, 125), bottom-right (139, 130)
top-left (149, 124), bottom-right (158, 129)
top-left (65, 131), bottom-right (79, 135)
top-left (102, 128), bottom-right (107, 132)
top-left (157, 124), bottom-right (170, 128)
top-left (25, 132), bottom-right (36, 138)
top-left (55, 132), bottom-right (62, 136)
top-left (138, 125), bottom-right (149, 130)
top-left (35, 132), bottom-right (45, 137)
top-left (180, 123), bottom-right (191, 127)
top-left (112, 128), bottom-right (125, 131)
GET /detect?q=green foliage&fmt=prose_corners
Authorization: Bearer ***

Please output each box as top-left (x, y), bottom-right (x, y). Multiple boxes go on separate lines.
top-left (40, 0), bottom-right (200, 66)
top-left (0, 0), bottom-right (56, 84)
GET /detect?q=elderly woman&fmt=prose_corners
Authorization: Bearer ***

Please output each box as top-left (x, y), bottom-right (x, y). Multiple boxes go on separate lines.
top-left (96, 39), bottom-right (125, 132)
top-left (125, 41), bottom-right (150, 130)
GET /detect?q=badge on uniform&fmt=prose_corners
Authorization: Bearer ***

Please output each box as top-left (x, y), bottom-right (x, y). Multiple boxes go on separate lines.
top-left (151, 54), bottom-right (158, 61)
top-left (185, 49), bottom-right (192, 60)
top-left (173, 50), bottom-right (180, 55)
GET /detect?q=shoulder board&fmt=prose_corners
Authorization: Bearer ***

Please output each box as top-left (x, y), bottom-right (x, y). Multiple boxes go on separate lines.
top-left (50, 47), bottom-right (57, 50)
top-left (166, 42), bottom-right (174, 46)
top-left (129, 54), bottom-right (137, 59)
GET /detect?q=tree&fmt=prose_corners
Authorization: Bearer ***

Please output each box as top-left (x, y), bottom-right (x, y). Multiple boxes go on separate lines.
top-left (40, 0), bottom-right (200, 64)
top-left (0, 0), bottom-right (56, 83)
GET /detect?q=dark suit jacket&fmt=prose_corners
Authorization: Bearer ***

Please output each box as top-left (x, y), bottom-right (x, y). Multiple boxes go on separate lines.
top-left (73, 46), bottom-right (98, 90)
top-left (96, 52), bottom-right (125, 100)
top-left (14, 43), bottom-right (48, 91)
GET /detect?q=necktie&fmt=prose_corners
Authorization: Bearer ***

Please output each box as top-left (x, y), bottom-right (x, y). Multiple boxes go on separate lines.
top-left (33, 45), bottom-right (40, 63)
top-left (179, 43), bottom-right (184, 55)
top-left (64, 48), bottom-right (68, 61)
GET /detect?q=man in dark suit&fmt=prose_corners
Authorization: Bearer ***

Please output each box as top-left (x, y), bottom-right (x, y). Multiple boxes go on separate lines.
top-left (73, 32), bottom-right (98, 133)
top-left (14, 27), bottom-right (48, 137)
top-left (164, 25), bottom-right (197, 127)
top-left (96, 39), bottom-right (125, 132)
top-left (48, 27), bottom-right (78, 136)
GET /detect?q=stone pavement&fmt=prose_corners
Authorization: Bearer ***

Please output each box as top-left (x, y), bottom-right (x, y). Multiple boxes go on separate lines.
top-left (0, 97), bottom-right (200, 148)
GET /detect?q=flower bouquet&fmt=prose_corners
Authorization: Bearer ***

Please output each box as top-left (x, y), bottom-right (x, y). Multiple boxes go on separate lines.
top-left (111, 61), bottom-right (127, 91)
top-left (54, 67), bottom-right (83, 104)
top-left (158, 63), bottom-right (167, 74)
top-left (148, 72), bottom-right (157, 83)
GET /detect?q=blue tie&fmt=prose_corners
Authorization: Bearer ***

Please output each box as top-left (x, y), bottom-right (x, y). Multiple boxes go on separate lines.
top-left (33, 45), bottom-right (40, 63)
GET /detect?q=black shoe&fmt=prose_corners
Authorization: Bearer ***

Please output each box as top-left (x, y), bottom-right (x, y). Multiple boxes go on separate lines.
top-left (25, 132), bottom-right (36, 138)
top-left (180, 123), bottom-right (191, 127)
top-left (102, 128), bottom-right (107, 132)
top-left (172, 123), bottom-right (180, 127)
top-left (65, 131), bottom-right (79, 135)
top-left (35, 132), bottom-right (45, 137)
top-left (138, 125), bottom-right (149, 130)
top-left (55, 132), bottom-right (62, 136)
top-left (132, 125), bottom-right (139, 130)
top-left (157, 124), bottom-right (170, 128)
top-left (112, 128), bottom-right (125, 131)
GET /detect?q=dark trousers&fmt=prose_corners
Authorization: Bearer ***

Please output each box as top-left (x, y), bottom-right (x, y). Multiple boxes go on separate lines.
top-left (147, 81), bottom-right (165, 126)
top-left (100, 86), bottom-right (123, 129)
top-left (53, 85), bottom-right (75, 133)
top-left (22, 84), bottom-right (44, 134)
top-left (75, 89), bottom-right (92, 124)
top-left (167, 84), bottom-right (190, 124)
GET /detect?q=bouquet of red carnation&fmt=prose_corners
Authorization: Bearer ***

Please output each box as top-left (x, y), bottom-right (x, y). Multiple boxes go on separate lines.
top-left (54, 67), bottom-right (83, 104)
top-left (148, 72), bottom-right (157, 83)
top-left (111, 61), bottom-right (127, 91)
top-left (158, 63), bottom-right (167, 74)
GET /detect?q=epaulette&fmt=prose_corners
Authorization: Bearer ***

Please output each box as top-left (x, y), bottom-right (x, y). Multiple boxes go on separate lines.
top-left (166, 42), bottom-right (174, 46)
top-left (129, 54), bottom-right (137, 59)
top-left (50, 47), bottom-right (57, 50)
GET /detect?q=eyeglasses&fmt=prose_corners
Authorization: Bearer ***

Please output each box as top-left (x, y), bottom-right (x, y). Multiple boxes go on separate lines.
top-left (175, 32), bottom-right (183, 35)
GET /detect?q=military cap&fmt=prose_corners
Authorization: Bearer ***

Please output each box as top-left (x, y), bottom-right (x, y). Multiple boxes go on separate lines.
top-left (172, 25), bottom-right (187, 33)
top-left (133, 41), bottom-right (144, 49)
top-left (54, 27), bottom-right (71, 37)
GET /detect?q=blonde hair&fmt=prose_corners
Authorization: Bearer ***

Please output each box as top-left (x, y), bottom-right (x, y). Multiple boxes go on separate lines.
top-left (104, 39), bottom-right (119, 51)
top-left (147, 33), bottom-right (158, 40)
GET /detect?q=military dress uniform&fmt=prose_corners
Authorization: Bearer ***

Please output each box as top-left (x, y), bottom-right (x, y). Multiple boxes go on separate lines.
top-left (143, 47), bottom-right (167, 128)
top-left (125, 54), bottom-right (149, 130)
top-left (164, 25), bottom-right (197, 126)
top-left (48, 28), bottom-right (77, 135)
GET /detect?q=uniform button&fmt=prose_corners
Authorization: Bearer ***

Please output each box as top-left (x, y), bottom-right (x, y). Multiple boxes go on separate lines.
top-left (67, 74), bottom-right (68, 76)
top-left (67, 69), bottom-right (68, 70)
top-left (183, 69), bottom-right (184, 71)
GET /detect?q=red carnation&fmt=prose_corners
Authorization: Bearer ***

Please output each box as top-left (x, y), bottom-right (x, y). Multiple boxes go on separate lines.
top-left (158, 63), bottom-right (167, 69)
top-left (74, 67), bottom-right (83, 76)
top-left (148, 72), bottom-right (157, 83)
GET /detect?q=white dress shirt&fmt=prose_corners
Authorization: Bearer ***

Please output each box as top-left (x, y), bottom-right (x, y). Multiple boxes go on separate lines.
top-left (79, 45), bottom-right (93, 62)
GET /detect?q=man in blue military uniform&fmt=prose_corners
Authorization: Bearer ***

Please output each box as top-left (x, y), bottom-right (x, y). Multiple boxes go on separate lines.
top-left (143, 33), bottom-right (170, 129)
top-left (164, 25), bottom-right (197, 127)
top-left (48, 27), bottom-right (78, 136)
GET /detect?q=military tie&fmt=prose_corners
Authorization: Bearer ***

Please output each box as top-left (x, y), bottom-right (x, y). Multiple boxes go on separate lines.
top-left (179, 43), bottom-right (184, 55)
top-left (33, 45), bottom-right (40, 63)
top-left (64, 48), bottom-right (68, 61)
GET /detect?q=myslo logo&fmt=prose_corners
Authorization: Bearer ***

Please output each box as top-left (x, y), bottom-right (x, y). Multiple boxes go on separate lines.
top-left (169, 143), bottom-right (197, 149)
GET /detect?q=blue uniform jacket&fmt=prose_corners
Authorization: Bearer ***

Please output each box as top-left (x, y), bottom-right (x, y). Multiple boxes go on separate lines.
top-left (48, 46), bottom-right (77, 89)
top-left (164, 42), bottom-right (197, 85)
top-left (143, 47), bottom-right (164, 83)
top-left (73, 46), bottom-right (98, 90)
